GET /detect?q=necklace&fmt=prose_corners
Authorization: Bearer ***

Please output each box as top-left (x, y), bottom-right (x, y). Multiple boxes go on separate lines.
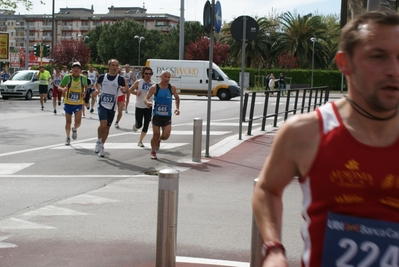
top-left (343, 95), bottom-right (398, 121)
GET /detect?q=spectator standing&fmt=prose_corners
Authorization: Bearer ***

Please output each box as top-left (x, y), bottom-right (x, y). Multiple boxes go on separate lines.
top-left (278, 73), bottom-right (285, 96)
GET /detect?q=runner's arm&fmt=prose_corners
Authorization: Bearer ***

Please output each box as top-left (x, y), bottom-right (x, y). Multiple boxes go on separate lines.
top-left (129, 80), bottom-right (139, 95)
top-left (144, 85), bottom-right (156, 108)
top-left (171, 85), bottom-right (180, 115)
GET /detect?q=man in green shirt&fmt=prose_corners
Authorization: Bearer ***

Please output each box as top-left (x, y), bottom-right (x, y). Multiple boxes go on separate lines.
top-left (37, 65), bottom-right (51, 110)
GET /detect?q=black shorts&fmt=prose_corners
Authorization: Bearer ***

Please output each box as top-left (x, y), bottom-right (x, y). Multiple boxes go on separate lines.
top-left (152, 115), bottom-right (171, 127)
top-left (39, 85), bottom-right (48, 94)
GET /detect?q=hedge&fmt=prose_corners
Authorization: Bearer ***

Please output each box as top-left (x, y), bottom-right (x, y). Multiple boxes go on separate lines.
top-left (221, 67), bottom-right (346, 91)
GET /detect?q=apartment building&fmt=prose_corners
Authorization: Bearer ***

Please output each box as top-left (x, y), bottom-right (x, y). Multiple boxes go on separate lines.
top-left (0, 5), bottom-right (180, 52)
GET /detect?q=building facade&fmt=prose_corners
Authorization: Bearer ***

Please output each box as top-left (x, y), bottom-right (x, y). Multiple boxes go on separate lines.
top-left (0, 6), bottom-right (180, 53)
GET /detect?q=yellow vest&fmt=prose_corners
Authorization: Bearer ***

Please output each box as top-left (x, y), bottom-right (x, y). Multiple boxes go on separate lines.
top-left (64, 75), bottom-right (84, 105)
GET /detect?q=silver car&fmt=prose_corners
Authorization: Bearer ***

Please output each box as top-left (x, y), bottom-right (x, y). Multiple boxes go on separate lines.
top-left (0, 70), bottom-right (52, 100)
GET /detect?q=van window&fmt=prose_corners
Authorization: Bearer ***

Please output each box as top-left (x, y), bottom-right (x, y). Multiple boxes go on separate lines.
top-left (207, 68), bottom-right (224, 81)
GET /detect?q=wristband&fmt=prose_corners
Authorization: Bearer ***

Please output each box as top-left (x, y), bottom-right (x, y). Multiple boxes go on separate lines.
top-left (261, 241), bottom-right (285, 258)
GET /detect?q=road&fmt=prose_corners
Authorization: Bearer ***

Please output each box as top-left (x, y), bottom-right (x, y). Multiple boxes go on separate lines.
top-left (0, 95), bottom-right (304, 267)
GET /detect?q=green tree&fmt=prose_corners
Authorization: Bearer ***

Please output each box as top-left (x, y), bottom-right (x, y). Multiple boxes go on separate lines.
top-left (276, 12), bottom-right (329, 69)
top-left (0, 0), bottom-right (43, 11)
top-left (113, 20), bottom-right (146, 65)
top-left (85, 24), bottom-right (107, 64)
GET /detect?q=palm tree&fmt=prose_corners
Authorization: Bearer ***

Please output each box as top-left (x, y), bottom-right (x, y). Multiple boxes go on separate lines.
top-left (220, 17), bottom-right (278, 68)
top-left (276, 12), bottom-right (330, 69)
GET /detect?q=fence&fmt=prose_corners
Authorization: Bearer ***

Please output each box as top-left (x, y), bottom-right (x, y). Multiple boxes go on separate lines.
top-left (243, 86), bottom-right (330, 135)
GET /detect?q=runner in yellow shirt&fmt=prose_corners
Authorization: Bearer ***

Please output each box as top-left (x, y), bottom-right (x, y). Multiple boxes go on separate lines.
top-left (58, 62), bottom-right (88, 146)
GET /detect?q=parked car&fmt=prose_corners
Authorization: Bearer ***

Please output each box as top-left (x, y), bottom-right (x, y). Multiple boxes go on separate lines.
top-left (0, 70), bottom-right (52, 100)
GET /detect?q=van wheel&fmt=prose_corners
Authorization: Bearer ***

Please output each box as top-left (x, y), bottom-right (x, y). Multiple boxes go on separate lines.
top-left (25, 90), bottom-right (33, 100)
top-left (217, 89), bottom-right (230, 100)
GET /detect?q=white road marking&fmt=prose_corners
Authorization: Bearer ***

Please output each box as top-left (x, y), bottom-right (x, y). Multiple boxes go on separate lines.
top-left (57, 194), bottom-right (122, 205)
top-left (0, 163), bottom-right (34, 175)
top-left (52, 143), bottom-right (188, 150)
top-left (21, 205), bottom-right (90, 216)
top-left (0, 235), bottom-right (17, 248)
top-left (0, 218), bottom-right (56, 229)
top-left (176, 256), bottom-right (249, 267)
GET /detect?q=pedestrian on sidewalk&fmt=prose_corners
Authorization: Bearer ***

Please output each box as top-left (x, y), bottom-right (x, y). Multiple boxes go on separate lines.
top-left (58, 62), bottom-right (88, 146)
top-left (144, 70), bottom-right (180, 160)
top-left (252, 10), bottom-right (399, 267)
top-left (129, 66), bottom-right (155, 147)
top-left (93, 59), bottom-right (127, 157)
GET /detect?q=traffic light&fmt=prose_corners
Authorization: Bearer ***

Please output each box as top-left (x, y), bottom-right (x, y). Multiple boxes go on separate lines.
top-left (43, 45), bottom-right (50, 57)
top-left (33, 44), bottom-right (40, 57)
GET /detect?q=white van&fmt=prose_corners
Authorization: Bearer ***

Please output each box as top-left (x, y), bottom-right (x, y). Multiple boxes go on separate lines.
top-left (145, 59), bottom-right (241, 100)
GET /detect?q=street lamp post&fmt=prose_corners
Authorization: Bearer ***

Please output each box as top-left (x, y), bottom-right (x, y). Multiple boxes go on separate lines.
top-left (310, 37), bottom-right (317, 88)
top-left (134, 35), bottom-right (145, 66)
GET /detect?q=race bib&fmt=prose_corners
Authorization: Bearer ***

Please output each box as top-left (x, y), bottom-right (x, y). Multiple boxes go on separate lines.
top-left (322, 213), bottom-right (399, 267)
top-left (39, 79), bottom-right (47, 85)
top-left (101, 93), bottom-right (115, 103)
top-left (54, 79), bottom-right (61, 86)
top-left (68, 92), bottom-right (80, 102)
top-left (155, 103), bottom-right (169, 116)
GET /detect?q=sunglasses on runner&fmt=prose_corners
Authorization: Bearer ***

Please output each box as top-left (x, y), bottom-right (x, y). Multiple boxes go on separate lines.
top-left (144, 73), bottom-right (153, 75)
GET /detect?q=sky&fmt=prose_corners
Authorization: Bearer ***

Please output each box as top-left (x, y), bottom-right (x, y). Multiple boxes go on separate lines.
top-left (16, 0), bottom-right (342, 23)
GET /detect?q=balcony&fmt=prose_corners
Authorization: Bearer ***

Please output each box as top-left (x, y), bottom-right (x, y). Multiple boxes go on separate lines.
top-left (80, 25), bottom-right (90, 30)
top-left (41, 25), bottom-right (52, 30)
top-left (61, 25), bottom-right (73, 30)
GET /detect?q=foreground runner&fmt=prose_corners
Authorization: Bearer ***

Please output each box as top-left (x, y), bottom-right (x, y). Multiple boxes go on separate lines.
top-left (144, 70), bottom-right (180, 159)
top-left (93, 59), bottom-right (127, 157)
top-left (252, 11), bottom-right (399, 267)
top-left (129, 66), bottom-right (155, 147)
top-left (58, 62), bottom-right (87, 146)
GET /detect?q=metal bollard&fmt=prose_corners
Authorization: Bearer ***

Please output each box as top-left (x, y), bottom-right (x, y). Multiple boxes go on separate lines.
top-left (156, 169), bottom-right (180, 267)
top-left (250, 178), bottom-right (264, 267)
top-left (192, 118), bottom-right (202, 162)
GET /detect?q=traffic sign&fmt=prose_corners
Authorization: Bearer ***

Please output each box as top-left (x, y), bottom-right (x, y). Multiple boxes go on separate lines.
top-left (214, 1), bottom-right (222, 33)
top-left (203, 1), bottom-right (212, 33)
top-left (231, 16), bottom-right (259, 42)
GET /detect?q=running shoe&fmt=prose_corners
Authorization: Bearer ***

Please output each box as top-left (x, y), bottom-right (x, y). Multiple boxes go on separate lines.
top-left (54, 109), bottom-right (56, 114)
top-left (87, 106), bottom-right (90, 110)
top-left (41, 106), bottom-right (44, 110)
top-left (72, 127), bottom-right (77, 140)
top-left (90, 108), bottom-right (94, 113)
top-left (58, 101), bottom-right (61, 106)
top-left (94, 140), bottom-right (101, 153)
top-left (137, 141), bottom-right (144, 147)
top-left (115, 122), bottom-right (119, 129)
top-left (65, 137), bottom-right (70, 146)
top-left (82, 114), bottom-right (85, 118)
top-left (125, 109), bottom-right (128, 113)
top-left (150, 151), bottom-right (157, 159)
top-left (132, 124), bottom-right (138, 132)
top-left (98, 146), bottom-right (104, 157)
top-left (156, 140), bottom-right (161, 150)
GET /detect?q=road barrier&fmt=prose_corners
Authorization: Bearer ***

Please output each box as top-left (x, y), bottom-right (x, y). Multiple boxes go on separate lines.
top-left (156, 169), bottom-right (180, 267)
top-left (192, 118), bottom-right (202, 162)
top-left (243, 86), bottom-right (330, 135)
